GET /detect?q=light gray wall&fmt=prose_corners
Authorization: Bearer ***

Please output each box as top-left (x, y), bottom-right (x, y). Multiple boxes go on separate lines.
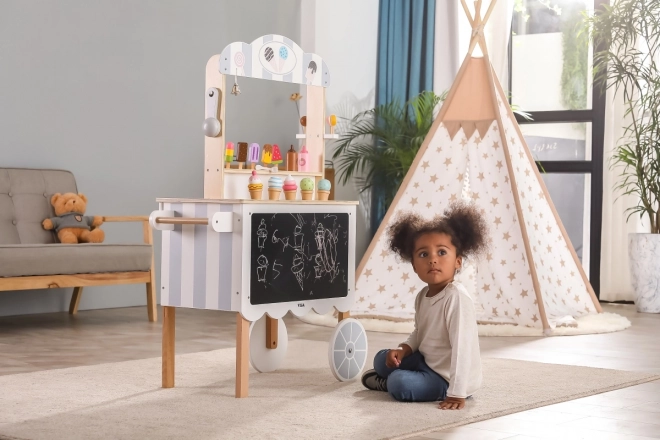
top-left (0, 0), bottom-right (301, 316)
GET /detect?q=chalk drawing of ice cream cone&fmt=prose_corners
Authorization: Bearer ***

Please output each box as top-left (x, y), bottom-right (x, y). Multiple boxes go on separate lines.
top-left (292, 254), bottom-right (304, 290)
top-left (257, 219), bottom-right (268, 250)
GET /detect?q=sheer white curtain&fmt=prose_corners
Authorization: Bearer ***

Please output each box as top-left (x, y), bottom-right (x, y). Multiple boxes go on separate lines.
top-left (599, 49), bottom-right (653, 302)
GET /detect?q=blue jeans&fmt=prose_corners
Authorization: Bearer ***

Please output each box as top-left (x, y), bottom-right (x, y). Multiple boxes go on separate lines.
top-left (373, 349), bottom-right (449, 402)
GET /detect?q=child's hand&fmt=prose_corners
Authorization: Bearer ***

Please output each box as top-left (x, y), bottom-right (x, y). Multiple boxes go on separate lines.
top-left (385, 348), bottom-right (404, 368)
top-left (438, 397), bottom-right (465, 410)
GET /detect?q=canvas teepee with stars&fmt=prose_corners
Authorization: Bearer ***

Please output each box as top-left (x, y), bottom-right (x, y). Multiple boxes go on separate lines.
top-left (351, 0), bottom-right (602, 332)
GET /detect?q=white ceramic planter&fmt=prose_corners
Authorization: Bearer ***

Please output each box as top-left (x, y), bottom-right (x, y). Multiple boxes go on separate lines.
top-left (629, 233), bottom-right (660, 313)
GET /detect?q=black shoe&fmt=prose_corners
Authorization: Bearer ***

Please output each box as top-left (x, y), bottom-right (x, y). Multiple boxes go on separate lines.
top-left (361, 369), bottom-right (388, 392)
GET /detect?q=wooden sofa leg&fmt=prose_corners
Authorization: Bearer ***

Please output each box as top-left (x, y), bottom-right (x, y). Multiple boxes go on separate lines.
top-left (144, 219), bottom-right (157, 323)
top-left (146, 275), bottom-right (157, 323)
top-left (69, 287), bottom-right (83, 315)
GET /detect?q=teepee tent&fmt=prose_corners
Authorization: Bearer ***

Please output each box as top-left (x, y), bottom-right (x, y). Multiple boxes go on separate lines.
top-left (351, 0), bottom-right (602, 332)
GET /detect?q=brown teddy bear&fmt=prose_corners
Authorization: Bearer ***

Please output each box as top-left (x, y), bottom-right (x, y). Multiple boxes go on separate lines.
top-left (42, 193), bottom-right (105, 244)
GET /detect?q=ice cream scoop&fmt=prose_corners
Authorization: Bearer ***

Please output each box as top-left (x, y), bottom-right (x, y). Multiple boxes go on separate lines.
top-left (318, 179), bottom-right (331, 191)
top-left (300, 178), bottom-right (314, 191)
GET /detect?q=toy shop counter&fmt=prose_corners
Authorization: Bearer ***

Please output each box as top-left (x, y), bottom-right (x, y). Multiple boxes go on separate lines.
top-left (151, 198), bottom-right (366, 397)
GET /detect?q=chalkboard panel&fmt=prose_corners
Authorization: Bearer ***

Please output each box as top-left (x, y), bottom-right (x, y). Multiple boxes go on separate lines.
top-left (250, 213), bottom-right (349, 305)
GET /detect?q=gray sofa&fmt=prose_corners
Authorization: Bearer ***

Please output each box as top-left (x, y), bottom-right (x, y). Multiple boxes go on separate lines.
top-left (0, 168), bottom-right (157, 321)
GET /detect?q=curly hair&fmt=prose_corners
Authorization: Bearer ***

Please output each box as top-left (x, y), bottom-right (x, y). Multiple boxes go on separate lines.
top-left (387, 201), bottom-right (489, 262)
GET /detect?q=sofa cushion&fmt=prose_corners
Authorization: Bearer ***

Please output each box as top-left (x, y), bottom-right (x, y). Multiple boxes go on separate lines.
top-left (0, 244), bottom-right (152, 277)
top-left (0, 168), bottom-right (78, 245)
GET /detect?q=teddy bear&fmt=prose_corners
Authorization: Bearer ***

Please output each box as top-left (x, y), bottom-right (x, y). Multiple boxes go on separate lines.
top-left (42, 193), bottom-right (105, 244)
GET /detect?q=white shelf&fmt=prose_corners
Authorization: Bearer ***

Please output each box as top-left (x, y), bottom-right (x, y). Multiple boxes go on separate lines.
top-left (224, 168), bottom-right (323, 177)
top-left (295, 134), bottom-right (339, 139)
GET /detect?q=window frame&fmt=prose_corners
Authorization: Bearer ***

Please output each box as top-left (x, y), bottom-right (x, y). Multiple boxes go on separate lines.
top-left (508, 0), bottom-right (608, 297)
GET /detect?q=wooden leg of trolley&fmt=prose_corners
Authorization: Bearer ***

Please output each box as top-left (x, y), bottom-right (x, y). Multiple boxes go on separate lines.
top-left (236, 313), bottom-right (250, 398)
top-left (162, 306), bottom-right (175, 388)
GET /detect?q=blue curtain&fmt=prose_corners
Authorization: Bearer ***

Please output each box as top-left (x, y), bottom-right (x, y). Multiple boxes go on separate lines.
top-left (372, 0), bottom-right (435, 235)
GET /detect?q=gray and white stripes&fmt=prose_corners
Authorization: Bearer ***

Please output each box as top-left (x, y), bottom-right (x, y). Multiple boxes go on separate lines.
top-left (160, 203), bottom-right (233, 311)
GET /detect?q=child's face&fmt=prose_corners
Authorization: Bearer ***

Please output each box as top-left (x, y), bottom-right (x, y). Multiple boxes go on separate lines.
top-left (411, 232), bottom-right (462, 287)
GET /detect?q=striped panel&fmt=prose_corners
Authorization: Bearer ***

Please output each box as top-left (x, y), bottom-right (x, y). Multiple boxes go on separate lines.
top-left (160, 202), bottom-right (233, 311)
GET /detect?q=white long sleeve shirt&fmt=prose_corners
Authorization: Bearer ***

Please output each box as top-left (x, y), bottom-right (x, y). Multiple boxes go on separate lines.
top-left (401, 281), bottom-right (482, 398)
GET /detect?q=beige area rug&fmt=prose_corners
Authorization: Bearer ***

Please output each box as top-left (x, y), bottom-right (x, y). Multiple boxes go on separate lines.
top-left (0, 340), bottom-right (657, 440)
top-left (299, 311), bottom-right (631, 336)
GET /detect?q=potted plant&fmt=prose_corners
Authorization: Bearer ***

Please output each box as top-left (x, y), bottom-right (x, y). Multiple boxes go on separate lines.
top-left (588, 0), bottom-right (660, 312)
top-left (331, 91), bottom-right (445, 231)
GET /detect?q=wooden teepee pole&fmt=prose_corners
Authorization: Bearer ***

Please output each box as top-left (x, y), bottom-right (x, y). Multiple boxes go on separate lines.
top-left (491, 71), bottom-right (603, 314)
top-left (479, 33), bottom-right (551, 332)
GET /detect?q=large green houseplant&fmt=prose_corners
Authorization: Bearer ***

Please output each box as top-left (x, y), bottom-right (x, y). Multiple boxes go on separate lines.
top-left (331, 90), bottom-right (445, 217)
top-left (588, 0), bottom-right (660, 312)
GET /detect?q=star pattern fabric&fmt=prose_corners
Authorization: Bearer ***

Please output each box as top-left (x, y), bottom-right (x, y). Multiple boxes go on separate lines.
top-left (351, 79), bottom-right (598, 329)
top-left (353, 125), bottom-right (470, 319)
top-left (495, 89), bottom-right (595, 326)
top-left (465, 121), bottom-right (539, 327)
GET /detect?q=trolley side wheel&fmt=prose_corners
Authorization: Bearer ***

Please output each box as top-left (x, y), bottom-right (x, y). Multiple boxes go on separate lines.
top-left (328, 318), bottom-right (368, 382)
top-left (249, 316), bottom-right (288, 373)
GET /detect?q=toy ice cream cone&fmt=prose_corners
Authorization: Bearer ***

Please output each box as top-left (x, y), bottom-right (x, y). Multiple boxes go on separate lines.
top-left (268, 176), bottom-right (283, 200)
top-left (317, 178), bottom-right (331, 201)
top-left (300, 178), bottom-right (314, 201)
top-left (248, 171), bottom-right (263, 200)
top-left (283, 175), bottom-right (297, 200)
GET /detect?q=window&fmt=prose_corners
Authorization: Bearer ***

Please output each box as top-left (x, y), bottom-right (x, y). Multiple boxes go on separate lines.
top-left (510, 0), bottom-right (607, 295)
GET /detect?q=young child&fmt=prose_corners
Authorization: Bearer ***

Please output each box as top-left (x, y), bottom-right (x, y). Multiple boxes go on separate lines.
top-left (361, 202), bottom-right (488, 410)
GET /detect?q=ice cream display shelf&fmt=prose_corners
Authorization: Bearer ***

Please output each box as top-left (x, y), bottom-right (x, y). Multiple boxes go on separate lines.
top-left (224, 169), bottom-right (323, 177)
top-left (295, 134), bottom-right (340, 139)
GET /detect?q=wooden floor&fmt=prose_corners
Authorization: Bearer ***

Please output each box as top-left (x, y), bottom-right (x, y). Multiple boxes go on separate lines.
top-left (0, 304), bottom-right (659, 439)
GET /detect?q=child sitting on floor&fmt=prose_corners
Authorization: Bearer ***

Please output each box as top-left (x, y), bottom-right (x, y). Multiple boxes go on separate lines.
top-left (361, 202), bottom-right (488, 410)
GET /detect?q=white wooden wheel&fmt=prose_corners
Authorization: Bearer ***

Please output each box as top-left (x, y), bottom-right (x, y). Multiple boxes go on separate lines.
top-left (249, 316), bottom-right (288, 373)
top-left (328, 318), bottom-right (368, 382)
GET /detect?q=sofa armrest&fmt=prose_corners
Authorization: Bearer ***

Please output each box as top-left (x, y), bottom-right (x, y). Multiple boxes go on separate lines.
top-left (102, 216), bottom-right (152, 245)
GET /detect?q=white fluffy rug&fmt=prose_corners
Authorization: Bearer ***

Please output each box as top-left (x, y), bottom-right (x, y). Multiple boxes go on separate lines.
top-left (0, 340), bottom-right (657, 440)
top-left (298, 312), bottom-right (631, 336)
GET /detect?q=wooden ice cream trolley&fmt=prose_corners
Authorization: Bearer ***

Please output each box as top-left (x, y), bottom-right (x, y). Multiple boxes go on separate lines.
top-left (151, 35), bottom-right (367, 398)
